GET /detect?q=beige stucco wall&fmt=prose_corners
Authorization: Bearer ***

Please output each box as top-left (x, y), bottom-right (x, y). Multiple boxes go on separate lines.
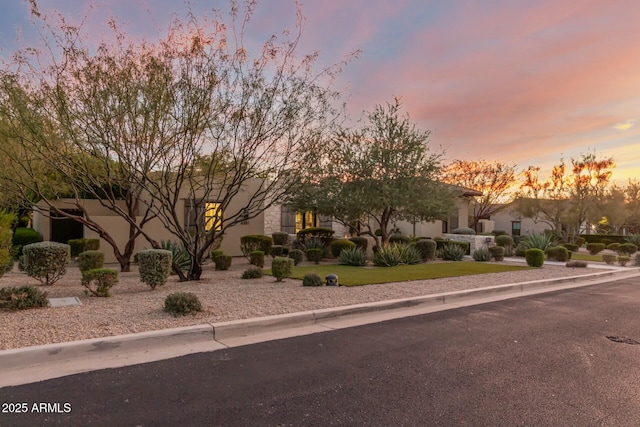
top-left (393, 196), bottom-right (472, 238)
top-left (491, 208), bottom-right (549, 236)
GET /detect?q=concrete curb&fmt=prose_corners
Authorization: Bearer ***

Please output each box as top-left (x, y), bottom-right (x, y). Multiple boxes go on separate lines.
top-left (2, 268), bottom-right (639, 371)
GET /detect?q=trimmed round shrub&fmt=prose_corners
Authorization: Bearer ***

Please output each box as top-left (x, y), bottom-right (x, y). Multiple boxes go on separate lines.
top-left (602, 254), bottom-right (617, 265)
top-left (302, 273), bottom-right (323, 287)
top-left (272, 232), bottom-right (290, 246)
top-left (491, 230), bottom-right (508, 236)
top-left (211, 249), bottom-right (224, 259)
top-left (566, 260), bottom-right (588, 268)
top-left (439, 243), bottom-right (466, 261)
top-left (272, 256), bottom-right (294, 281)
top-left (452, 227), bottom-right (475, 235)
top-left (296, 227), bottom-right (335, 246)
top-left (575, 237), bottom-right (586, 246)
top-left (495, 235), bottom-right (514, 248)
top-left (288, 249), bottom-right (304, 266)
top-left (562, 243), bottom-right (579, 252)
top-left (337, 247), bottom-right (367, 266)
top-left (600, 238), bottom-right (614, 247)
top-left (81, 268), bottom-right (118, 297)
top-left (23, 242), bottom-right (71, 286)
top-left (11, 228), bottom-right (43, 257)
top-left (241, 267), bottom-right (263, 279)
top-left (472, 248), bottom-right (491, 262)
top-left (305, 248), bottom-right (323, 264)
top-left (388, 235), bottom-right (410, 245)
top-left (137, 249), bottom-right (172, 289)
top-left (68, 238), bottom-right (100, 257)
top-left (587, 243), bottom-right (606, 255)
top-left (250, 250), bottom-right (265, 268)
top-left (348, 237), bottom-right (368, 251)
top-left (635, 253), bottom-right (640, 267)
top-left (78, 250), bottom-right (104, 273)
top-left (413, 239), bottom-right (437, 261)
top-left (619, 255), bottom-right (631, 266)
top-left (617, 243), bottom-right (638, 256)
top-left (606, 242), bottom-right (621, 252)
top-left (0, 286), bottom-right (49, 310)
top-left (546, 246), bottom-right (570, 262)
top-left (271, 245), bottom-right (285, 257)
top-left (214, 254), bottom-right (232, 271)
top-left (240, 235), bottom-right (274, 259)
top-left (525, 248), bottom-right (545, 267)
top-left (331, 239), bottom-right (356, 258)
top-left (489, 246), bottom-right (505, 261)
top-left (164, 292), bottom-right (202, 317)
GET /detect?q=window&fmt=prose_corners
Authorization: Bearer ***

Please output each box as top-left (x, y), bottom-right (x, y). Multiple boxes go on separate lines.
top-left (204, 202), bottom-right (222, 231)
top-left (184, 199), bottom-right (222, 233)
top-left (442, 220), bottom-right (448, 234)
top-left (511, 221), bottom-right (521, 236)
top-left (295, 210), bottom-right (316, 233)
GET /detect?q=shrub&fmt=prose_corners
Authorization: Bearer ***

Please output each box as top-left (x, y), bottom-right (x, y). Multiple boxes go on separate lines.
top-left (164, 292), bottom-right (202, 317)
top-left (488, 246), bottom-right (505, 261)
top-left (600, 238), bottom-right (614, 247)
top-left (330, 239), bottom-right (356, 257)
top-left (525, 248), bottom-right (545, 267)
top-left (305, 248), bottom-right (323, 264)
top-left (472, 248), bottom-right (491, 262)
top-left (566, 260), bottom-right (588, 268)
top-left (388, 235), bottom-right (410, 245)
top-left (23, 242), bottom-right (71, 286)
top-left (625, 234), bottom-right (640, 246)
top-left (296, 227), bottom-right (334, 247)
top-left (81, 268), bottom-right (118, 297)
top-left (602, 254), bottom-right (617, 265)
top-left (413, 239), bottom-right (437, 261)
top-left (241, 267), bottom-right (263, 279)
top-left (635, 253), bottom-right (640, 267)
top-left (562, 243), bottom-right (579, 252)
top-left (68, 238), bottom-right (100, 257)
top-left (606, 242), bottom-right (621, 252)
top-left (586, 243), bottom-right (606, 255)
top-left (0, 286), bottom-right (49, 310)
top-left (272, 232), bottom-right (290, 246)
top-left (348, 237), bottom-right (368, 251)
top-left (161, 240), bottom-right (191, 274)
top-left (272, 256), bottom-right (294, 281)
top-left (575, 237), bottom-right (586, 246)
top-left (240, 235), bottom-right (274, 259)
top-left (11, 227), bottom-right (43, 256)
top-left (271, 245), bottom-right (285, 257)
top-left (288, 249), bottom-right (304, 266)
top-left (492, 230), bottom-right (508, 236)
top-left (495, 235), bottom-right (514, 248)
top-left (214, 254), bottom-right (232, 271)
top-left (452, 227), bottom-right (475, 235)
top-left (437, 240), bottom-right (470, 255)
top-left (77, 250), bottom-right (105, 272)
top-left (617, 243), bottom-right (638, 256)
top-left (337, 247), bottom-right (367, 266)
top-left (302, 273), bottom-right (323, 287)
top-left (521, 233), bottom-right (555, 252)
top-left (439, 243), bottom-right (466, 261)
top-left (618, 256), bottom-right (631, 266)
top-left (250, 250), bottom-right (264, 268)
top-left (211, 249), bottom-right (224, 259)
top-left (0, 212), bottom-right (14, 277)
top-left (373, 244), bottom-right (421, 267)
top-left (546, 246), bottom-right (570, 262)
top-left (301, 237), bottom-right (325, 251)
top-left (514, 243), bottom-right (526, 257)
top-left (137, 249), bottom-right (172, 289)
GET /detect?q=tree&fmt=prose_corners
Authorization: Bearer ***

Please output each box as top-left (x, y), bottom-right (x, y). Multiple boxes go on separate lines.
top-left (622, 179), bottom-right (640, 234)
top-left (288, 99), bottom-right (457, 247)
top-left (441, 160), bottom-right (516, 231)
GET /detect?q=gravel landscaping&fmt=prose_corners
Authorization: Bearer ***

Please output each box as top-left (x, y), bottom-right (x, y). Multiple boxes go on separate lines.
top-left (0, 258), bottom-right (599, 350)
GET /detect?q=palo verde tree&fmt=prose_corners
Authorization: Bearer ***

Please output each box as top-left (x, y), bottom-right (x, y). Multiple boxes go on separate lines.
top-left (441, 160), bottom-right (517, 232)
top-left (288, 98), bottom-right (457, 247)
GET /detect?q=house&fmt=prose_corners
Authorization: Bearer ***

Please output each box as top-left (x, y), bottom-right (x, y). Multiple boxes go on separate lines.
top-left (478, 199), bottom-right (564, 236)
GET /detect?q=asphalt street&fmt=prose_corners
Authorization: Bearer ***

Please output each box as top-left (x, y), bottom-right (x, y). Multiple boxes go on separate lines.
top-left (2, 276), bottom-right (640, 426)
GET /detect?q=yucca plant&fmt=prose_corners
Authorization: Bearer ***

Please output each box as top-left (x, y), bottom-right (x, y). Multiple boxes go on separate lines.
top-left (337, 247), bottom-right (367, 266)
top-left (439, 243), bottom-right (466, 261)
top-left (161, 240), bottom-right (191, 274)
top-left (472, 247), bottom-right (491, 262)
top-left (373, 244), bottom-right (421, 267)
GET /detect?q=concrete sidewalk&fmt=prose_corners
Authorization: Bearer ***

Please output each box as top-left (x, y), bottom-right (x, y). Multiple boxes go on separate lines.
top-left (2, 266), bottom-right (639, 388)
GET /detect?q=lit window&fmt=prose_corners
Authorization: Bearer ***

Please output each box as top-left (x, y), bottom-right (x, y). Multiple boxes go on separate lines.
top-left (205, 202), bottom-right (222, 231)
top-left (295, 210), bottom-right (316, 233)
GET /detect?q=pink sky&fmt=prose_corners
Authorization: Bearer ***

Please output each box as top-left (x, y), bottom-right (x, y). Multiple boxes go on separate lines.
top-left (2, 0), bottom-right (639, 184)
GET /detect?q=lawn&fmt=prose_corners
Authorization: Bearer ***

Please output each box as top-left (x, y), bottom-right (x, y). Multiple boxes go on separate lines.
top-left (570, 253), bottom-right (604, 262)
top-left (267, 262), bottom-right (532, 286)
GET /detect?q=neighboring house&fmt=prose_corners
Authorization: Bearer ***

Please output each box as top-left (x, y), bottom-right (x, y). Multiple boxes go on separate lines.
top-left (479, 201), bottom-right (558, 236)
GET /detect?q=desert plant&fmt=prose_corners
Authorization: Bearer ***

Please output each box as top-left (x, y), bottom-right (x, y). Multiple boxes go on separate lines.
top-left (164, 292), bottom-right (202, 317)
top-left (67, 238), bottom-right (100, 257)
top-left (566, 260), bottom-right (588, 268)
top-left (214, 254), bottom-right (232, 271)
top-left (211, 249), bottom-right (224, 259)
top-left (412, 239), bottom-right (437, 261)
top-left (22, 242), bottom-right (71, 286)
top-left (0, 286), bottom-right (49, 310)
top-left (77, 250), bottom-right (105, 272)
top-left (617, 243), bottom-right (638, 256)
top-left (272, 256), bottom-right (294, 281)
top-left (495, 235), bottom-right (514, 248)
top-left (137, 249), bottom-right (172, 289)
top-left (330, 239), bottom-right (356, 257)
top-left (618, 256), bottom-right (631, 266)
top-left (606, 242), bottom-right (621, 252)
top-left (11, 227), bottom-right (43, 257)
top-left (575, 236), bottom-right (586, 246)
top-left (348, 236), bottom-right (368, 251)
top-left (0, 212), bottom-right (14, 277)
top-left (600, 238), bottom-right (614, 246)
top-left (525, 248), bottom-right (545, 267)
top-left (488, 246), bottom-right (505, 261)
top-left (562, 243), bottom-right (579, 252)
top-left (249, 250), bottom-right (265, 268)
top-left (272, 232), bottom-right (290, 246)
top-left (305, 248), bottom-right (323, 264)
top-left (520, 233), bottom-right (555, 252)
top-left (602, 254), bottom-right (618, 265)
top-left (337, 247), bottom-right (367, 266)
top-left (240, 235), bottom-right (274, 259)
top-left (373, 244), bottom-right (421, 267)
top-left (288, 249), bottom-right (304, 266)
top-left (241, 267), bottom-right (263, 279)
top-left (271, 245), bottom-right (285, 257)
top-left (301, 237), bottom-right (325, 251)
top-left (586, 243), bottom-right (606, 255)
top-left (161, 240), bottom-right (191, 274)
top-left (624, 234), bottom-right (640, 246)
top-left (296, 227), bottom-right (334, 246)
top-left (635, 253), bottom-right (640, 267)
top-left (546, 246), bottom-right (570, 262)
top-left (388, 235), bottom-right (410, 245)
top-left (81, 268), bottom-right (119, 297)
top-left (438, 243), bottom-right (466, 261)
top-left (451, 227), bottom-right (475, 235)
top-left (302, 272), bottom-right (323, 287)
top-left (472, 247), bottom-right (491, 262)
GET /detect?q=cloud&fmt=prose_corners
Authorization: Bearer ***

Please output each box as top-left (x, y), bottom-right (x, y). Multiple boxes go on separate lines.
top-left (613, 120), bottom-right (636, 131)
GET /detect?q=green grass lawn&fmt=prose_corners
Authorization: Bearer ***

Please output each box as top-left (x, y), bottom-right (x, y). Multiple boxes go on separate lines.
top-left (569, 253), bottom-right (604, 262)
top-left (266, 262), bottom-right (532, 286)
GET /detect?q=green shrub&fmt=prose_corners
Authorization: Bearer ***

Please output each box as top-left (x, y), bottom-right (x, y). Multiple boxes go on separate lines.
top-left (575, 237), bottom-right (586, 246)
top-left (452, 227), bottom-right (475, 235)
top-left (412, 239), bottom-right (436, 261)
top-left (330, 239), bottom-right (356, 257)
top-left (296, 227), bottom-right (334, 246)
top-left (11, 227), bottom-right (43, 256)
top-left (249, 250), bottom-right (264, 268)
top-left (472, 247), bottom-right (491, 262)
top-left (525, 248), bottom-right (545, 267)
top-left (606, 242), bottom-right (621, 252)
top-left (288, 249), bottom-right (304, 266)
top-left (337, 247), bottom-right (367, 266)
top-left (0, 212), bottom-right (14, 277)
top-left (240, 235), bottom-right (274, 259)
top-left (439, 243), bottom-right (466, 261)
top-left (600, 238), bottom-right (614, 247)
top-left (214, 254), bottom-right (232, 271)
top-left (625, 234), bottom-right (640, 246)
top-left (68, 238), bottom-right (100, 257)
top-left (388, 235), bottom-right (410, 245)
top-left (0, 286), bottom-right (49, 310)
top-left (514, 243), bottom-right (526, 257)
top-left (23, 242), bottom-right (71, 286)
top-left (586, 243), bottom-right (606, 255)
top-left (81, 268), bottom-right (118, 297)
top-left (562, 243), bottom-right (579, 252)
top-left (566, 260), bottom-right (588, 268)
top-left (436, 240), bottom-right (470, 255)
top-left (164, 292), bottom-right (202, 317)
top-left (77, 250), bottom-right (105, 272)
top-left (580, 234), bottom-right (626, 244)
top-left (488, 246), bottom-right (505, 261)
top-left (302, 237), bottom-right (325, 251)
top-left (618, 255), bottom-right (631, 266)
top-left (495, 235), bottom-right (514, 248)
top-left (305, 248), bottom-right (323, 264)
top-left (241, 267), bottom-right (263, 279)
top-left (373, 244), bottom-right (422, 267)
top-left (546, 246), bottom-right (570, 262)
top-left (302, 273), bottom-right (323, 287)
top-left (272, 256), bottom-right (294, 281)
top-left (492, 230), bottom-right (508, 236)
top-left (602, 254), bottom-right (617, 265)
top-left (271, 245), bottom-right (284, 257)
top-left (521, 233), bottom-right (555, 252)
top-left (272, 232), bottom-right (290, 246)
top-left (617, 243), bottom-right (638, 256)
top-left (137, 249), bottom-right (172, 289)
top-left (348, 237), bottom-right (368, 251)
top-left (635, 253), bottom-right (640, 267)
top-left (211, 249), bottom-right (224, 259)
top-left (161, 240), bottom-right (191, 275)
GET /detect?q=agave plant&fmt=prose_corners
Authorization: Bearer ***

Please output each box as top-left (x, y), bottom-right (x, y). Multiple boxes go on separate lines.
top-left (625, 234), bottom-right (640, 246)
top-left (519, 233), bottom-right (556, 252)
top-left (338, 247), bottom-right (367, 266)
top-left (161, 240), bottom-right (191, 274)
